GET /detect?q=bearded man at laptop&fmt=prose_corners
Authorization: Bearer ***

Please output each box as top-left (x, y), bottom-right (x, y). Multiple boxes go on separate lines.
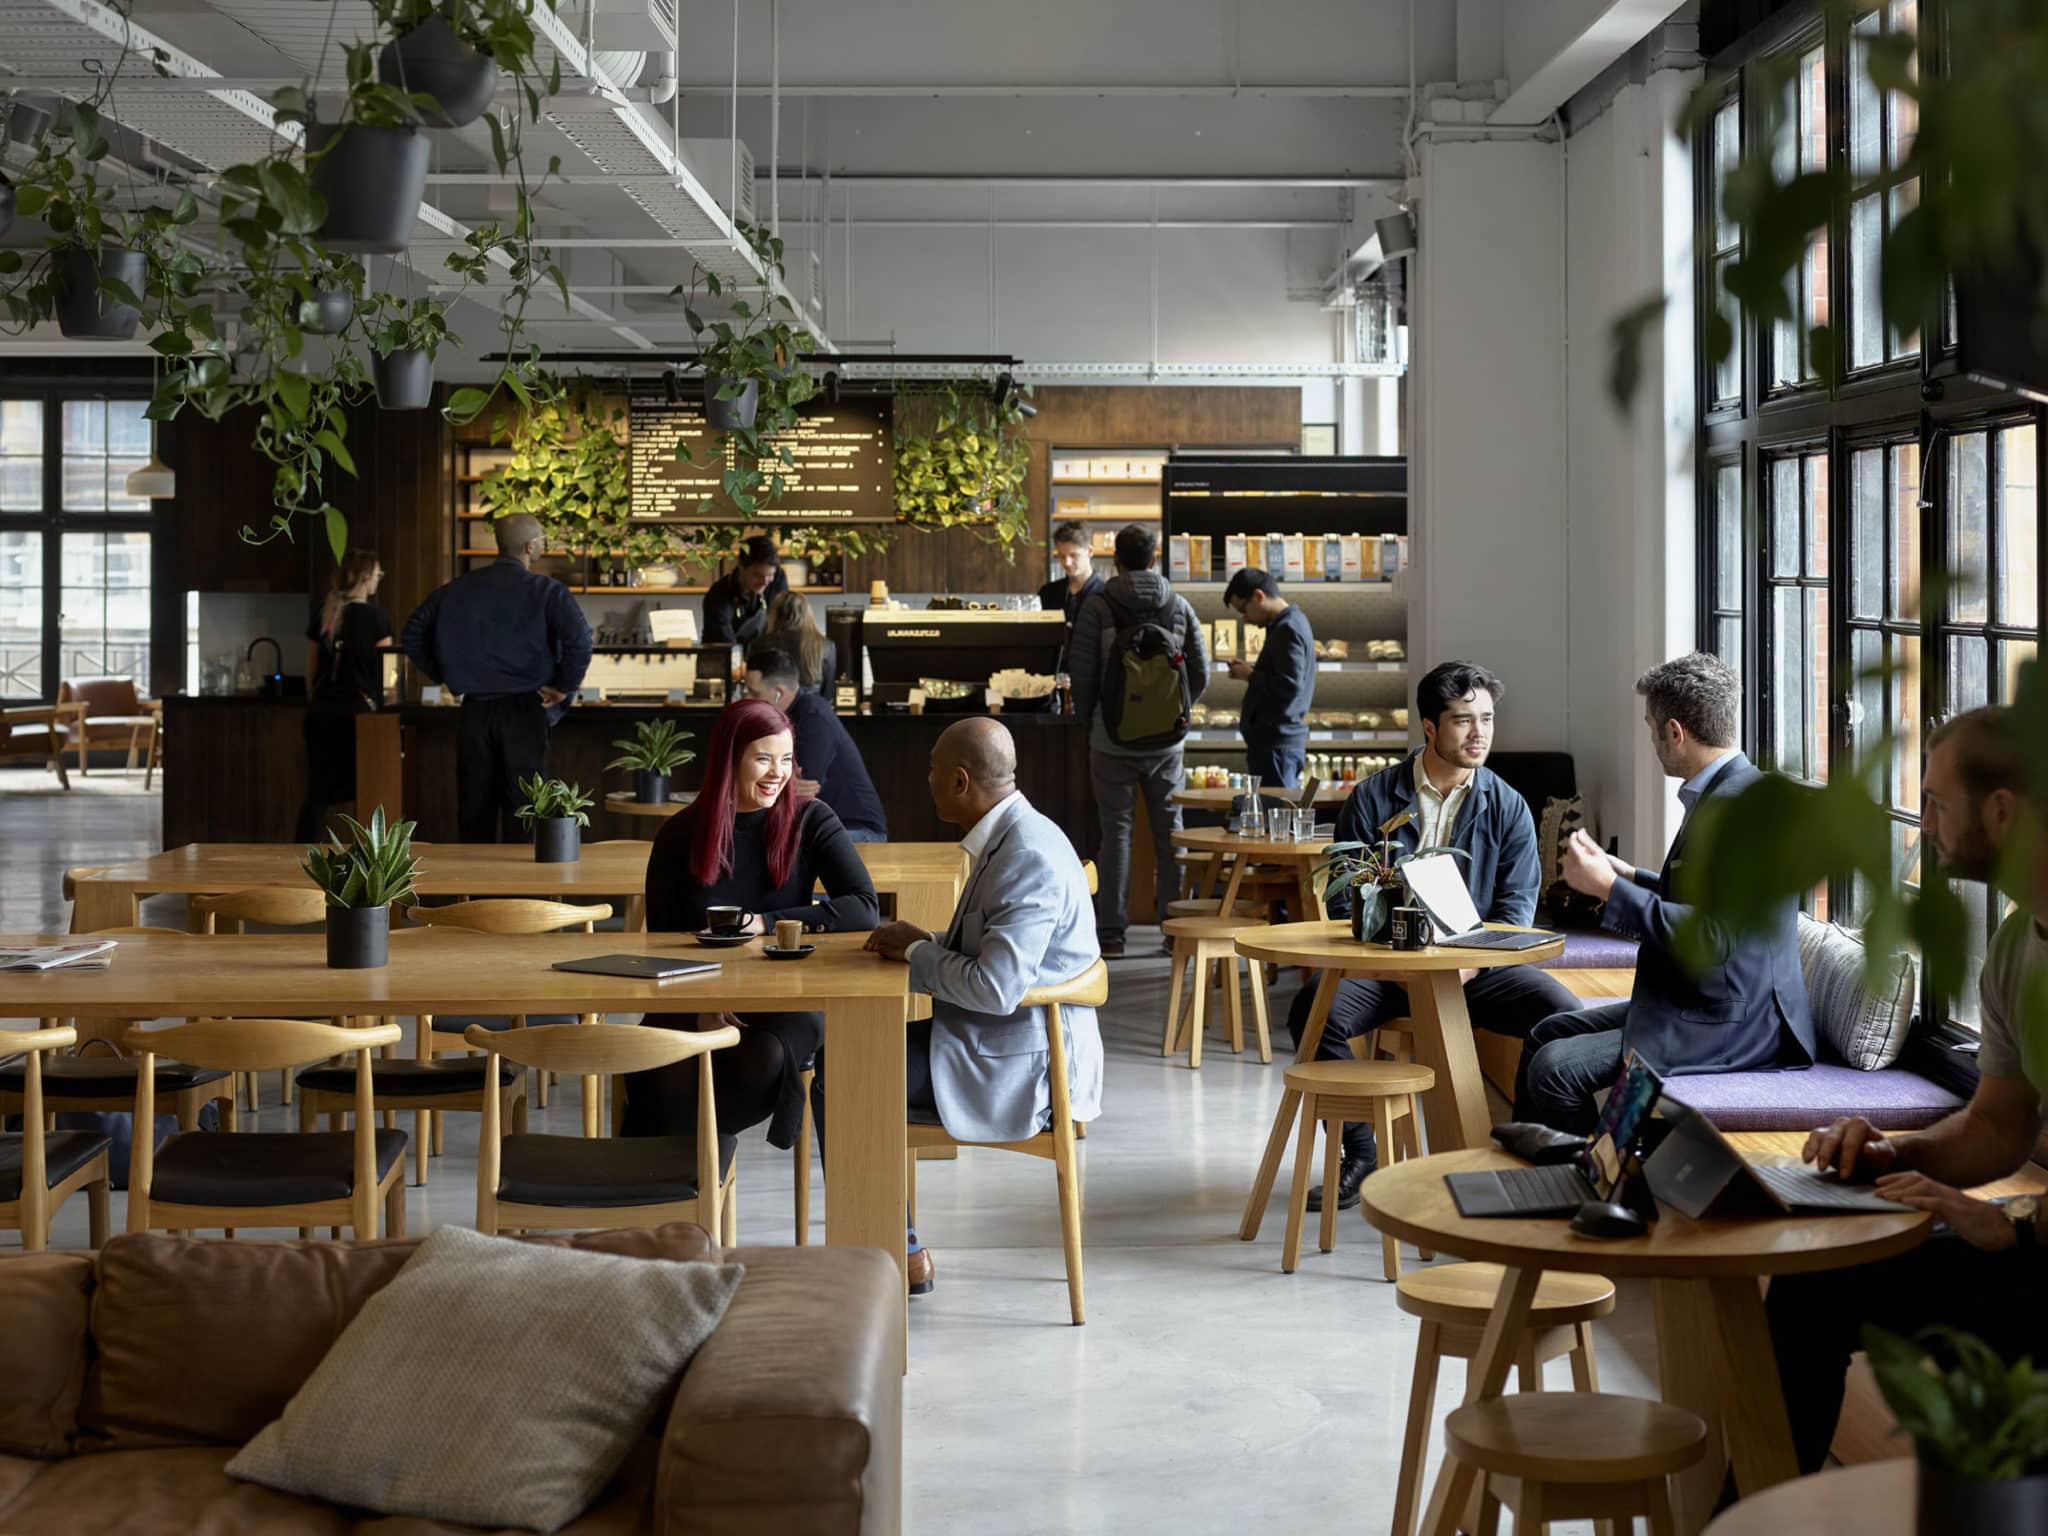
top-left (1287, 661), bottom-right (1580, 1213)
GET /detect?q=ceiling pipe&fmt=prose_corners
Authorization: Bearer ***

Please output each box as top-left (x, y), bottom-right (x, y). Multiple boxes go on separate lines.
top-left (647, 52), bottom-right (677, 105)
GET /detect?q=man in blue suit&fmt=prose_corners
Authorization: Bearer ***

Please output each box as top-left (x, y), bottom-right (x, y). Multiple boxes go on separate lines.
top-left (1518, 651), bottom-right (1814, 1131)
top-left (1288, 661), bottom-right (1580, 1213)
top-left (859, 716), bottom-right (1103, 1295)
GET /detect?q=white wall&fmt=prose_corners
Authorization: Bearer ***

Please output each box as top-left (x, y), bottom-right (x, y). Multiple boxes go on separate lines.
top-left (1409, 134), bottom-right (1570, 747)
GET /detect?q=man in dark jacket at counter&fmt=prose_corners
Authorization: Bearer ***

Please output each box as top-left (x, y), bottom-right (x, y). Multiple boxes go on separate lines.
top-left (1224, 567), bottom-right (1314, 789)
top-left (1037, 519), bottom-right (1104, 670)
top-left (1067, 523), bottom-right (1210, 957)
top-left (1288, 661), bottom-right (1580, 1211)
top-left (400, 512), bottom-right (593, 843)
top-left (742, 644), bottom-right (888, 842)
top-left (701, 534), bottom-right (789, 648)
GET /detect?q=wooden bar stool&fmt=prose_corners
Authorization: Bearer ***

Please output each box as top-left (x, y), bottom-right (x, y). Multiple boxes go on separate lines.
top-left (1443, 1392), bottom-right (1707, 1535)
top-left (1279, 1057), bottom-right (1432, 1276)
top-left (1389, 1263), bottom-right (1617, 1536)
top-left (1160, 916), bottom-right (1273, 1068)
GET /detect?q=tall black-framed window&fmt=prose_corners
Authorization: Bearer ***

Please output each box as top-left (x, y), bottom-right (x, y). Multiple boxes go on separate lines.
top-left (0, 391), bottom-right (164, 704)
top-left (1696, 0), bottom-right (2048, 1033)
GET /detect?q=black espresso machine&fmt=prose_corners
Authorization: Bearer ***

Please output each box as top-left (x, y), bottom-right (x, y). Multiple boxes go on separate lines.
top-left (860, 608), bottom-right (1067, 710)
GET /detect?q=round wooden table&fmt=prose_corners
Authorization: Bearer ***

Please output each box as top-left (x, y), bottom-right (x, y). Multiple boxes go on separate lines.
top-left (1170, 783), bottom-right (1352, 813)
top-left (604, 790), bottom-right (695, 830)
top-left (1362, 1149), bottom-right (1930, 1536)
top-left (1230, 919), bottom-right (1564, 1243)
top-left (1703, 1460), bottom-right (1912, 1535)
top-left (1170, 824), bottom-right (1333, 920)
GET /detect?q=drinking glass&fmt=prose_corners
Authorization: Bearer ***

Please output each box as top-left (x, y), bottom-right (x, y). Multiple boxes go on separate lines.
top-left (1266, 807), bottom-right (1290, 841)
top-left (1293, 807), bottom-right (1316, 842)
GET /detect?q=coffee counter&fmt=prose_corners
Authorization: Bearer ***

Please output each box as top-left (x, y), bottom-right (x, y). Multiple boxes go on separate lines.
top-left (160, 697), bottom-right (1097, 852)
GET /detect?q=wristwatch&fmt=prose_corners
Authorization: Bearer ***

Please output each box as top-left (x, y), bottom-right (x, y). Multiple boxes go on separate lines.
top-left (2006, 1195), bottom-right (2039, 1249)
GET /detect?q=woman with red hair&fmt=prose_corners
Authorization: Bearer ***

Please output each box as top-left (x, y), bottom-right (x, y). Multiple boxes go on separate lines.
top-left (625, 697), bottom-right (879, 1147)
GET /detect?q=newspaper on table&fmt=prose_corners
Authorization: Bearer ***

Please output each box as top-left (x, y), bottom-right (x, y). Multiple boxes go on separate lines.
top-left (0, 939), bottom-right (118, 972)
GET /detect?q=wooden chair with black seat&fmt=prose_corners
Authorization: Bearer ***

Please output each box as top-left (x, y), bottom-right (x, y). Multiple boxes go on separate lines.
top-left (404, 898), bottom-right (612, 1151)
top-left (0, 704), bottom-right (73, 788)
top-left (123, 1017), bottom-right (408, 1240)
top-left (295, 1030), bottom-right (527, 1188)
top-left (465, 1020), bottom-right (740, 1242)
top-left (0, 1025), bottom-right (112, 1251)
top-left (191, 885), bottom-right (345, 1112)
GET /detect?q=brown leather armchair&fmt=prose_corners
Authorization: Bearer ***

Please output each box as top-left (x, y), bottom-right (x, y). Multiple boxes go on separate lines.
top-left (54, 676), bottom-right (158, 775)
top-left (0, 1224), bottom-right (902, 1534)
top-left (0, 706), bottom-right (72, 788)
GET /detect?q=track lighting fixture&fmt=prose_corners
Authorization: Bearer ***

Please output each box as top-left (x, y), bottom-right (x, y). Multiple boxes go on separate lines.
top-left (992, 371), bottom-right (1013, 410)
top-left (662, 367), bottom-right (680, 403)
top-left (824, 369), bottom-right (840, 404)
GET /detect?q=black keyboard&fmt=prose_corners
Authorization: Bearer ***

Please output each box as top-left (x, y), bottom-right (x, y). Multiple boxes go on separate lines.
top-left (1494, 1162), bottom-right (1597, 1211)
top-left (1753, 1164), bottom-right (1912, 1212)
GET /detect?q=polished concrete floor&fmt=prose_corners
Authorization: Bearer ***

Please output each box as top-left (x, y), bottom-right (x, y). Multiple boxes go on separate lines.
top-left (4, 769), bottom-right (1654, 1534)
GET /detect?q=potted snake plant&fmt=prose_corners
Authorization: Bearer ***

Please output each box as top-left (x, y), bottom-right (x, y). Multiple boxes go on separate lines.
top-left (302, 807), bottom-right (422, 969)
top-left (607, 718), bottom-right (695, 806)
top-left (516, 774), bottom-right (592, 863)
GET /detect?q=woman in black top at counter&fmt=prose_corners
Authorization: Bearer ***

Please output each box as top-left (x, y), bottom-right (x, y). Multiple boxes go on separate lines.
top-left (295, 549), bottom-right (392, 843)
top-left (624, 697), bottom-right (880, 1148)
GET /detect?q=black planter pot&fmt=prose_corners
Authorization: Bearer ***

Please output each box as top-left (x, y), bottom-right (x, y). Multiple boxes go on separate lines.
top-left (1350, 890), bottom-right (1393, 945)
top-left (633, 770), bottom-right (671, 805)
top-left (326, 905), bottom-right (389, 970)
top-left (379, 17), bottom-right (500, 128)
top-left (297, 287), bottom-right (354, 335)
top-left (534, 817), bottom-right (582, 863)
top-left (53, 246), bottom-right (144, 340)
top-left (308, 121), bottom-right (432, 253)
top-left (0, 176), bottom-right (14, 241)
top-left (703, 374), bottom-right (760, 431)
top-left (373, 348), bottom-right (435, 410)
top-left (1918, 1457), bottom-right (2048, 1535)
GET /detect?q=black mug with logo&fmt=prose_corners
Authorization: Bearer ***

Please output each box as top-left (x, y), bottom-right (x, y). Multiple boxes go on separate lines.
top-left (1388, 905), bottom-right (1431, 952)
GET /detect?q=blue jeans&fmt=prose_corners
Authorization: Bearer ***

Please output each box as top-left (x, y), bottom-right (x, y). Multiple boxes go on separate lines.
top-left (1244, 740), bottom-right (1305, 791)
top-left (845, 826), bottom-right (887, 844)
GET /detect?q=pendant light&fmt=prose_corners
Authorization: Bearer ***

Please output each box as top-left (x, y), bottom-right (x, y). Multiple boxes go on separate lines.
top-left (126, 361), bottom-right (175, 498)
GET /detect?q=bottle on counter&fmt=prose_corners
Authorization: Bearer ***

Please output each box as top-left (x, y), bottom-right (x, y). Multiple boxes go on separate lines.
top-left (1057, 672), bottom-right (1073, 716)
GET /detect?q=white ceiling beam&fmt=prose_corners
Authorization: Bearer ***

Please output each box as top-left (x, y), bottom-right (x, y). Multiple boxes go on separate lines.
top-left (657, 81), bottom-right (1416, 98)
top-left (1490, 0), bottom-right (1689, 126)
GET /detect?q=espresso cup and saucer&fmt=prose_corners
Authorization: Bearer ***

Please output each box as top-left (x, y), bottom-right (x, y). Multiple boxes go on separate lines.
top-left (693, 906), bottom-right (757, 948)
top-left (764, 917), bottom-right (816, 961)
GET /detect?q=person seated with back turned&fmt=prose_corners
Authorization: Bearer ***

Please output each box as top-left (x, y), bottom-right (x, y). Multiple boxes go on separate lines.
top-left (1521, 651), bottom-right (1813, 1131)
top-left (1767, 707), bottom-right (2048, 1475)
top-left (700, 534), bottom-right (789, 648)
top-left (1288, 660), bottom-right (1581, 1213)
top-left (625, 697), bottom-right (879, 1157)
top-left (811, 717), bottom-right (1102, 1296)
top-left (742, 643), bottom-right (888, 843)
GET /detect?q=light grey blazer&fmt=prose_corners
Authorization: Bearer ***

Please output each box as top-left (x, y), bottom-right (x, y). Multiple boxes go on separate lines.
top-left (907, 793), bottom-right (1104, 1144)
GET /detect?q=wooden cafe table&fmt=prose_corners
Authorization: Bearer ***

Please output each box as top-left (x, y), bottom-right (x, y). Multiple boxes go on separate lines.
top-left (1232, 920), bottom-right (1564, 1241)
top-left (70, 841), bottom-right (971, 939)
top-left (1362, 1148), bottom-right (1930, 1536)
top-left (1170, 824), bottom-right (1333, 922)
top-left (1169, 783), bottom-right (1351, 814)
top-left (0, 928), bottom-right (920, 1289)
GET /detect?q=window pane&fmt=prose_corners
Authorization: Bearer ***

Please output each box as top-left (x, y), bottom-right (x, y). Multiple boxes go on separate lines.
top-left (1891, 441), bottom-right (1921, 619)
top-left (1894, 821), bottom-right (1921, 893)
top-left (1800, 47), bottom-right (1827, 173)
top-left (1998, 423), bottom-right (2037, 627)
top-left (1849, 194), bottom-right (1885, 370)
top-left (1948, 633), bottom-right (1988, 712)
top-left (1805, 454), bottom-right (1829, 578)
top-left (1952, 879), bottom-right (1987, 1028)
top-left (1948, 431), bottom-right (1989, 621)
top-left (1774, 586), bottom-right (1808, 778)
top-left (1717, 616), bottom-right (1744, 682)
top-left (1893, 633), bottom-right (1921, 810)
top-left (0, 400), bottom-right (42, 455)
top-left (1714, 99), bottom-right (1740, 251)
top-left (1890, 0), bottom-right (1919, 161)
top-left (2001, 640), bottom-right (2037, 706)
top-left (0, 456), bottom-right (39, 511)
top-left (1808, 227), bottom-right (1830, 338)
top-left (1849, 11), bottom-right (1883, 185)
top-left (0, 531), bottom-right (40, 697)
top-left (105, 459), bottom-right (150, 514)
top-left (61, 401), bottom-right (105, 454)
top-left (1716, 464), bottom-right (1743, 608)
top-left (1850, 628), bottom-right (1883, 764)
top-left (60, 457), bottom-right (106, 511)
top-left (106, 401), bottom-right (150, 457)
top-left (1712, 260), bottom-right (1742, 404)
top-left (1770, 458), bottom-right (1801, 576)
top-left (1809, 586), bottom-right (1831, 782)
top-left (1851, 448), bottom-right (1884, 618)
top-left (1890, 180), bottom-right (1922, 357)
top-left (58, 531), bottom-right (151, 685)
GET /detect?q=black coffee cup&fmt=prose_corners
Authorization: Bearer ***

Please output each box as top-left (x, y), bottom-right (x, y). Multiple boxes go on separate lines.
top-left (705, 905), bottom-right (748, 935)
top-left (1389, 905), bottom-right (1430, 951)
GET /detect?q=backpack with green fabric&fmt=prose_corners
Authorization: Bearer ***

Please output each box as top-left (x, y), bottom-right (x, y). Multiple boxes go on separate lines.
top-left (1098, 590), bottom-right (1192, 751)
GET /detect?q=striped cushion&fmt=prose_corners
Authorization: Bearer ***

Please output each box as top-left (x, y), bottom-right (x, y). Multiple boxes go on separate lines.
top-left (1797, 915), bottom-right (1917, 1072)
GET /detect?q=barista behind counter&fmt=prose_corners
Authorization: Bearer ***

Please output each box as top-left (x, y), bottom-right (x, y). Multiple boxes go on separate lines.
top-left (701, 534), bottom-right (789, 647)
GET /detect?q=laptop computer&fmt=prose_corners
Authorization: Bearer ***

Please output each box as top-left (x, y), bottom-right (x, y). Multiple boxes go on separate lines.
top-left (1644, 1097), bottom-right (1915, 1218)
top-left (1400, 852), bottom-right (1558, 952)
top-left (551, 955), bottom-right (722, 981)
top-left (1446, 1052), bottom-right (1664, 1217)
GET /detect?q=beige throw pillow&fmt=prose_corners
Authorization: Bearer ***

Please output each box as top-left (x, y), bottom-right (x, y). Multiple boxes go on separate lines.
top-left (1796, 913), bottom-right (1918, 1071)
top-left (227, 1225), bottom-right (743, 1533)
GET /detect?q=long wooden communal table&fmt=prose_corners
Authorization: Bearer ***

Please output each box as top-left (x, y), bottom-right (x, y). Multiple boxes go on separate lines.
top-left (2, 928), bottom-right (918, 1291)
top-left (70, 842), bottom-right (970, 938)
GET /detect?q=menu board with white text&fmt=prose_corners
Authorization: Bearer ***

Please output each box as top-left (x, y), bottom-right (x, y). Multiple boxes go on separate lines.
top-left (627, 395), bottom-right (894, 523)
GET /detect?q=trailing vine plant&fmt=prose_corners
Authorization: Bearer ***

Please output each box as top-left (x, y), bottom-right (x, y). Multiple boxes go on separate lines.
top-left (892, 381), bottom-right (1033, 558)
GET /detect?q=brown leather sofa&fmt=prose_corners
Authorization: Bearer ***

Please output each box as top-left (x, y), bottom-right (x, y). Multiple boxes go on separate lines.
top-left (0, 1223), bottom-right (902, 1534)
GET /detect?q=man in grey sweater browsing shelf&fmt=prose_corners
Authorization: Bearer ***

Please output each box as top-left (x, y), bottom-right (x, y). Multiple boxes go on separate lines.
top-left (1066, 523), bottom-right (1210, 957)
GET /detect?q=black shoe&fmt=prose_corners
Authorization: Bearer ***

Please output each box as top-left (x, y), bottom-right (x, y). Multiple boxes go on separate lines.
top-left (1098, 936), bottom-right (1126, 958)
top-left (1304, 1151), bottom-right (1376, 1213)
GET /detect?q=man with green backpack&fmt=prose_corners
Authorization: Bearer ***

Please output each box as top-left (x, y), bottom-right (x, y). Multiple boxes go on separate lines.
top-left (1066, 524), bottom-right (1211, 957)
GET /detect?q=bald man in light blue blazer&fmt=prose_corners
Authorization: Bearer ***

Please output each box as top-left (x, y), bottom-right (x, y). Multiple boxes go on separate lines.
top-left (862, 717), bottom-right (1104, 1292)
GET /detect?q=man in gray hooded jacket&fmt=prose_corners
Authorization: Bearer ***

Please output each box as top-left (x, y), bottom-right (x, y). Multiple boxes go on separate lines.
top-left (1066, 522), bottom-right (1211, 956)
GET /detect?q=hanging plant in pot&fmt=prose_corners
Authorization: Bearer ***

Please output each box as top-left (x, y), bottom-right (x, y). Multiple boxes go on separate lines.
top-left (371, 0), bottom-right (558, 130)
top-left (608, 718), bottom-right (695, 805)
top-left (366, 291), bottom-right (455, 409)
top-left (285, 57), bottom-right (434, 255)
top-left (516, 774), bottom-right (593, 863)
top-left (302, 807), bottom-right (422, 969)
top-left (1865, 1324), bottom-right (2048, 1534)
top-left (292, 256), bottom-right (365, 336)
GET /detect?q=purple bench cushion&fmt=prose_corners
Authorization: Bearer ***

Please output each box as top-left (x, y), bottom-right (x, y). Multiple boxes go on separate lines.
top-left (1540, 931), bottom-right (1640, 970)
top-left (1661, 1061), bottom-right (1963, 1133)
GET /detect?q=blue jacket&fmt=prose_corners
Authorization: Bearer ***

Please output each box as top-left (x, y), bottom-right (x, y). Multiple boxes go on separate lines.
top-left (1241, 602), bottom-right (1314, 754)
top-left (1602, 752), bottom-right (1816, 1076)
top-left (400, 557), bottom-right (592, 700)
top-left (785, 689), bottom-right (886, 838)
top-left (1328, 752), bottom-right (1543, 925)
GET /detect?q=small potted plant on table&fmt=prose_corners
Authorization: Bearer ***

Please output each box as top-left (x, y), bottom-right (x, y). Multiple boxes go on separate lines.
top-left (1865, 1324), bottom-right (2048, 1533)
top-left (1311, 815), bottom-right (1465, 944)
top-left (302, 807), bottom-right (422, 969)
top-left (608, 718), bottom-right (695, 805)
top-left (516, 774), bottom-right (593, 863)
